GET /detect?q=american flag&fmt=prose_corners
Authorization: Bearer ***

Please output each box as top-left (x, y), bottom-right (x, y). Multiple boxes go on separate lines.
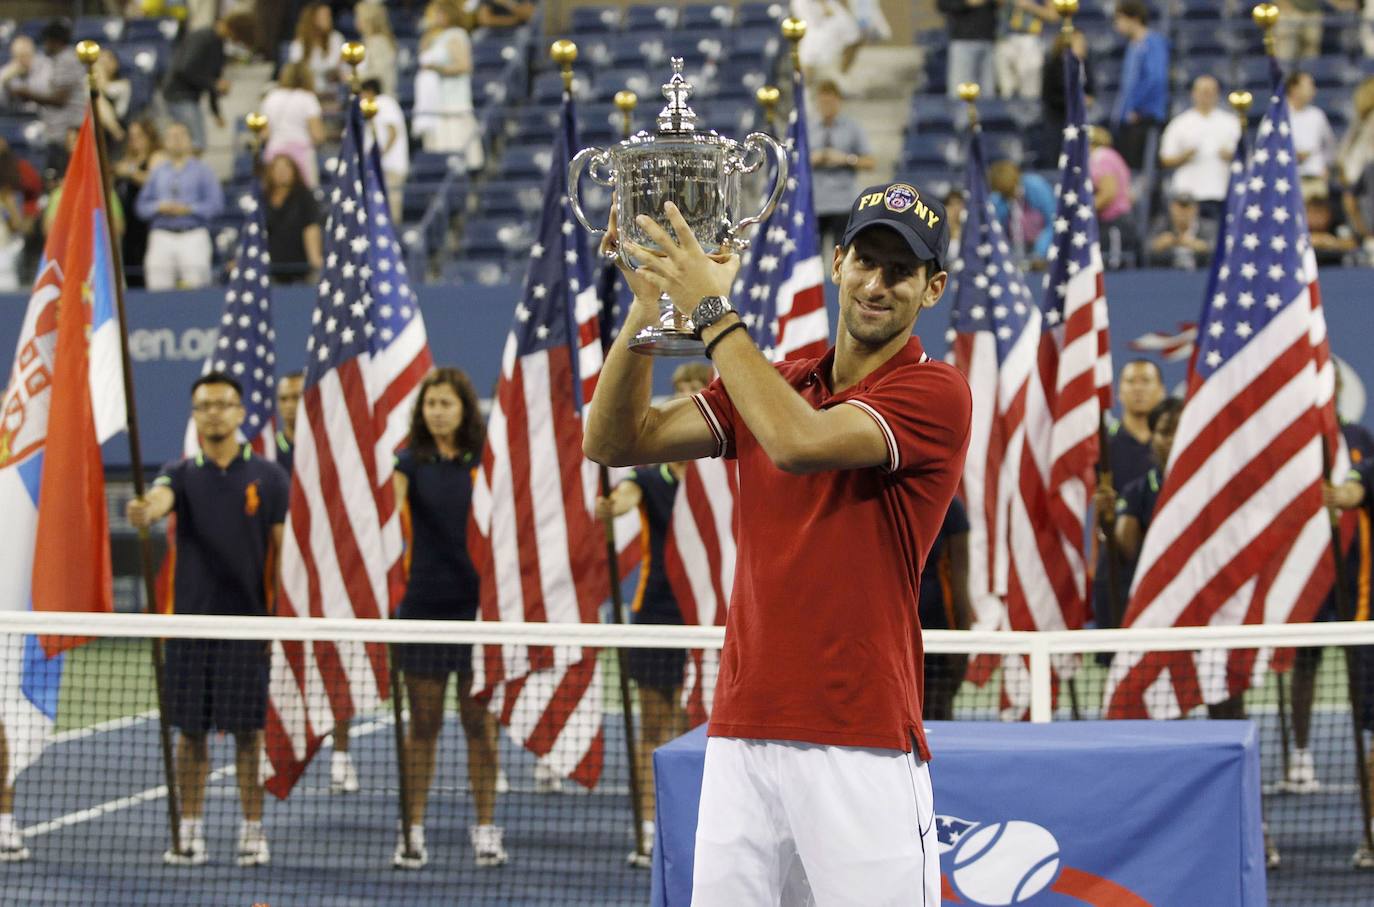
top-left (945, 124), bottom-right (1045, 687)
top-left (667, 72), bottom-right (831, 721)
top-left (265, 98), bottom-right (432, 795)
top-left (731, 68), bottom-right (830, 362)
top-left (1106, 65), bottom-right (1343, 719)
top-left (182, 189), bottom-right (278, 457)
top-left (468, 90), bottom-right (609, 787)
top-left (1025, 51), bottom-right (1111, 637)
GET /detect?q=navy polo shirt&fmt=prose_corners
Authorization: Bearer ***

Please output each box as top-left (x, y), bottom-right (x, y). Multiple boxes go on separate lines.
top-left (1118, 467), bottom-right (1163, 536)
top-left (918, 498), bottom-right (971, 631)
top-left (396, 447), bottom-right (481, 617)
top-left (1093, 421), bottom-right (1157, 626)
top-left (275, 432), bottom-right (294, 476)
top-left (628, 465), bottom-right (684, 625)
top-left (154, 447), bottom-right (290, 616)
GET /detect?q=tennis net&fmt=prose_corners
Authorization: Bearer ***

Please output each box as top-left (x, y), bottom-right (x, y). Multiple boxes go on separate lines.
top-left (0, 612), bottom-right (1370, 905)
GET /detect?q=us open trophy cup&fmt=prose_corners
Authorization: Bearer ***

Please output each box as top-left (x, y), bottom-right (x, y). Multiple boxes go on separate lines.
top-left (568, 58), bottom-right (788, 355)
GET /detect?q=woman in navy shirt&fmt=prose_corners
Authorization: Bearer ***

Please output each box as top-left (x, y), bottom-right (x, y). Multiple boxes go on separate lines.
top-left (391, 367), bottom-right (504, 870)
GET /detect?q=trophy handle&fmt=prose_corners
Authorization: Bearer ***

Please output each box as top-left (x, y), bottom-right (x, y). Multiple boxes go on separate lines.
top-left (724, 132), bottom-right (788, 251)
top-left (567, 147), bottom-right (615, 235)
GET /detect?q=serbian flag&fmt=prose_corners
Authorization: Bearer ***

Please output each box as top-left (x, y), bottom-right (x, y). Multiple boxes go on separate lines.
top-left (0, 112), bottom-right (125, 782)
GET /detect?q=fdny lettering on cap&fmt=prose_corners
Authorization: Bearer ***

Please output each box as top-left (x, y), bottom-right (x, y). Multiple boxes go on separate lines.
top-left (856, 184), bottom-right (941, 230)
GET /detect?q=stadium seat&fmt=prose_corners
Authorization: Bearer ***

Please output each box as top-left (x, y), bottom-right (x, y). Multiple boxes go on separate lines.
top-left (411, 151), bottom-right (466, 183)
top-left (114, 42), bottom-right (168, 78)
top-left (472, 40), bottom-right (518, 70)
top-left (736, 2), bottom-right (785, 29)
top-left (461, 216), bottom-right (533, 258)
top-left (495, 144), bottom-right (553, 181)
top-left (571, 5), bottom-right (622, 34)
top-left (1303, 56), bottom-right (1354, 90)
top-left (730, 27), bottom-right (781, 63)
top-left (626, 4), bottom-right (679, 31)
top-left (681, 4), bottom-right (734, 30)
top-left (74, 16), bottom-right (124, 44)
top-left (505, 106), bottom-right (561, 145)
top-left (121, 17), bottom-right (177, 44)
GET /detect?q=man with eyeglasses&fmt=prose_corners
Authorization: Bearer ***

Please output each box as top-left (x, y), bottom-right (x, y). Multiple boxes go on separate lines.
top-left (126, 372), bottom-right (289, 868)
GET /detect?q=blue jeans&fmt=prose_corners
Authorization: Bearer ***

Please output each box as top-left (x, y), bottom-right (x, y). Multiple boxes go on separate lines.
top-left (946, 39), bottom-right (995, 100)
top-left (165, 98), bottom-right (206, 150)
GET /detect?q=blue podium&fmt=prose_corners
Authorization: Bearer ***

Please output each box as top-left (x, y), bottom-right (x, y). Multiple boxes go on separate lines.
top-left (651, 720), bottom-right (1265, 906)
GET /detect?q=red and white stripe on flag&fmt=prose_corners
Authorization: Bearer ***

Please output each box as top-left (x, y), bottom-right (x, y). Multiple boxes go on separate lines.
top-left (664, 457), bottom-right (738, 725)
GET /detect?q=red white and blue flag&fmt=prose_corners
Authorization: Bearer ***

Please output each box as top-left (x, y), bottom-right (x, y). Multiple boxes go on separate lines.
top-left (945, 123), bottom-right (1046, 705)
top-left (469, 90), bottom-right (610, 787)
top-left (266, 98), bottom-right (432, 795)
top-left (0, 112), bottom-right (125, 782)
top-left (1106, 65), bottom-right (1343, 718)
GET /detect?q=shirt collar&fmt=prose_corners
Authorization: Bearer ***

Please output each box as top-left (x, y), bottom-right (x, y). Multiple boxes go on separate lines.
top-left (194, 444), bottom-right (253, 467)
top-left (809, 335), bottom-right (928, 402)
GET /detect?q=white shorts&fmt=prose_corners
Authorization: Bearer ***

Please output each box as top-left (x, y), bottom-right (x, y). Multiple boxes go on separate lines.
top-left (691, 736), bottom-right (940, 907)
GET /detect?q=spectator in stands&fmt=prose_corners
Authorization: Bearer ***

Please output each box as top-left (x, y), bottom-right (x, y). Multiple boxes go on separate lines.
top-left (810, 81), bottom-right (874, 253)
top-left (125, 372), bottom-right (288, 869)
top-left (135, 121), bottom-right (224, 290)
top-left (0, 143), bottom-right (34, 292)
top-left (262, 155), bottom-right (322, 284)
top-left (938, 0), bottom-right (997, 101)
top-left (43, 127), bottom-right (125, 238)
top-left (113, 118), bottom-right (168, 289)
top-left (3, 21), bottom-right (87, 178)
top-left (1089, 126), bottom-right (1137, 269)
top-left (360, 78), bottom-right (409, 225)
top-left (1158, 75), bottom-right (1240, 222)
top-left (260, 62), bottom-right (326, 189)
top-left (944, 187), bottom-right (967, 246)
top-left (93, 49), bottom-right (130, 146)
top-left (995, 0), bottom-right (1059, 101)
top-left (354, 1), bottom-right (399, 98)
top-left (1287, 70), bottom-right (1337, 197)
top-left (917, 497), bottom-right (972, 722)
top-left (414, 0), bottom-right (483, 170)
top-left (1091, 361), bottom-right (1166, 631)
top-left (1274, 0), bottom-right (1327, 62)
top-left (1147, 193), bottom-right (1214, 270)
top-left (595, 362), bottom-right (714, 869)
top-left (1307, 191), bottom-right (1359, 265)
top-left (474, 0), bottom-right (537, 30)
top-left (987, 158), bottom-right (1056, 264)
top-left (390, 368), bottom-right (506, 870)
top-left (1110, 0), bottom-right (1169, 171)
top-left (0, 35), bottom-right (52, 114)
top-left (1339, 77), bottom-right (1374, 253)
top-left (1039, 27), bottom-right (1094, 169)
top-left (793, 0), bottom-right (862, 80)
top-left (289, 3), bottom-right (346, 101)
top-left (161, 10), bottom-right (257, 152)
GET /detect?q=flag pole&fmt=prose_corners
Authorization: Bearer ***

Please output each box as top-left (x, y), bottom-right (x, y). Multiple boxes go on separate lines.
top-left (76, 40), bottom-right (182, 855)
top-left (755, 85), bottom-right (781, 138)
top-left (338, 37), bottom-right (418, 861)
top-left (596, 58), bottom-right (648, 861)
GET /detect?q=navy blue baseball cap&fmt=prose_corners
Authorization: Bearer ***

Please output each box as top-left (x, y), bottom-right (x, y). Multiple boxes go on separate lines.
top-left (842, 182), bottom-right (950, 272)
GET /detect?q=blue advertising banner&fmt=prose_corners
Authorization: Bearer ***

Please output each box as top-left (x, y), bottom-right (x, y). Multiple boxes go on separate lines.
top-left (2, 268), bottom-right (1372, 466)
top-left (651, 721), bottom-right (1265, 906)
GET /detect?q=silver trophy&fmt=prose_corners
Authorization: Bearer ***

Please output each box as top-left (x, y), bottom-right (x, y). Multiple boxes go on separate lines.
top-left (568, 58), bottom-right (788, 355)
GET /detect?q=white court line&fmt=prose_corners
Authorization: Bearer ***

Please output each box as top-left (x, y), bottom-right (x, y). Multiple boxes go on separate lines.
top-left (23, 714), bottom-right (395, 840)
top-left (49, 709), bottom-right (159, 744)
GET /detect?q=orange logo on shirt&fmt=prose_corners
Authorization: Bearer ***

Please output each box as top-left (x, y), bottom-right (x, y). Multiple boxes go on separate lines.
top-left (245, 481), bottom-right (261, 516)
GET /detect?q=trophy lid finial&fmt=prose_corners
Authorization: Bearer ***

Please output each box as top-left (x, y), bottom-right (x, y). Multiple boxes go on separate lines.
top-left (657, 57), bottom-right (698, 134)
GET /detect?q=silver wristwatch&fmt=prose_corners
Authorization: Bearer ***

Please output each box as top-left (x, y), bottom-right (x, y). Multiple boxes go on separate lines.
top-left (691, 296), bottom-right (735, 336)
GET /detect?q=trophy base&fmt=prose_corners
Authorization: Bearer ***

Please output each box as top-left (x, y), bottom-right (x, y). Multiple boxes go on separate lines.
top-left (628, 326), bottom-right (707, 357)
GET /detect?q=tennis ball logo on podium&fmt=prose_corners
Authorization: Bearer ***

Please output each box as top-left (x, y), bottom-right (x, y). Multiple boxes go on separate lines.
top-left (942, 817), bottom-right (1061, 906)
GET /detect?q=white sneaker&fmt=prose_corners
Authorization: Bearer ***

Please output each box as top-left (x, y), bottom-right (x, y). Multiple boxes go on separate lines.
top-left (1355, 846), bottom-right (1374, 870)
top-left (392, 824), bottom-right (428, 870)
top-left (533, 760), bottom-right (564, 794)
top-left (163, 834), bottom-right (208, 867)
top-left (1282, 748), bottom-right (1320, 794)
top-left (236, 825), bottom-right (270, 867)
top-left (0, 828), bottom-right (29, 863)
top-left (470, 824), bottom-right (508, 867)
top-left (330, 751), bottom-right (360, 794)
top-left (627, 818), bottom-right (654, 868)
top-left (495, 769), bottom-right (510, 794)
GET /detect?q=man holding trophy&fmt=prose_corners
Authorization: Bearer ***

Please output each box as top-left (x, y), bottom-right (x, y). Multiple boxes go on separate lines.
top-left (581, 68), bottom-right (969, 904)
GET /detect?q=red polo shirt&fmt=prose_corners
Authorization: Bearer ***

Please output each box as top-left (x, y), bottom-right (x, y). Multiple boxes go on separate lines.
top-left (692, 336), bottom-right (971, 760)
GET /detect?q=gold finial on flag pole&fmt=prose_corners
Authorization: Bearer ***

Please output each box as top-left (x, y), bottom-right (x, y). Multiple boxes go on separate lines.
top-left (957, 82), bottom-right (981, 128)
top-left (782, 18), bottom-right (806, 74)
top-left (551, 40), bottom-right (578, 92)
top-left (1252, 4), bottom-right (1280, 58)
top-left (614, 89), bottom-right (637, 137)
